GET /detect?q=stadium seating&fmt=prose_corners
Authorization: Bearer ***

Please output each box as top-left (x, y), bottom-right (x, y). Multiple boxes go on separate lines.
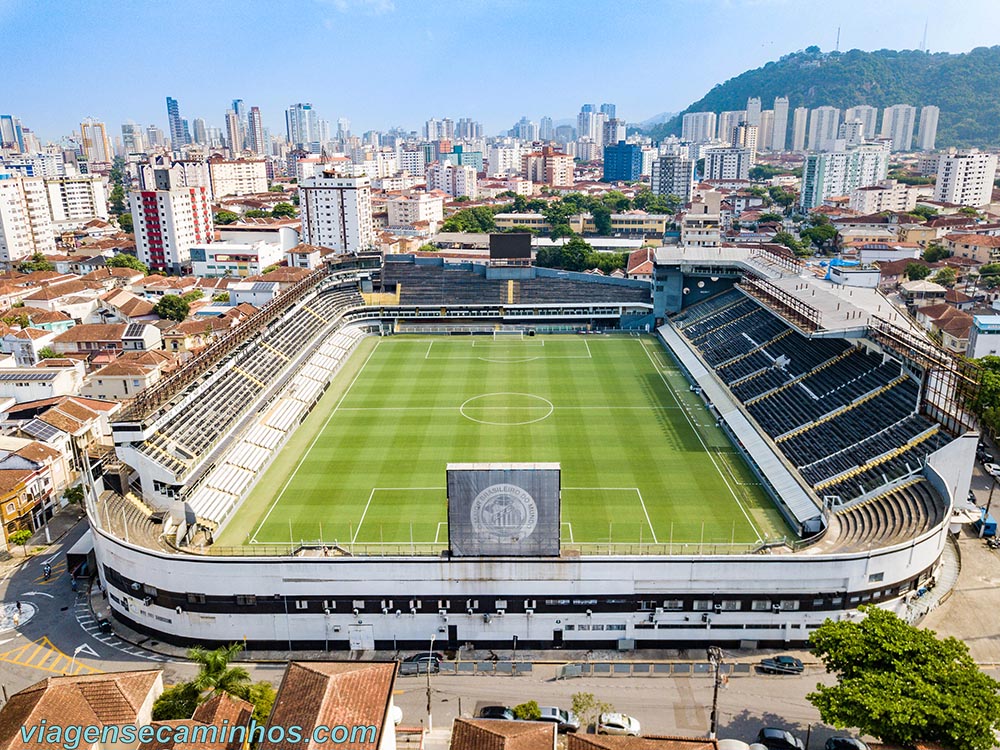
top-left (674, 290), bottom-right (954, 508)
top-left (137, 284), bottom-right (363, 487)
top-left (831, 478), bottom-right (944, 552)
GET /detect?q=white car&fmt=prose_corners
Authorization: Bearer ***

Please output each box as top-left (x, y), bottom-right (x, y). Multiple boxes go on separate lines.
top-left (597, 712), bottom-right (641, 736)
top-left (985, 462), bottom-right (1000, 477)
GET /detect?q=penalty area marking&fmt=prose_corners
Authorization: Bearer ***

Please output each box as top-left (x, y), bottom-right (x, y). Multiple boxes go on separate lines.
top-left (562, 487), bottom-right (657, 544)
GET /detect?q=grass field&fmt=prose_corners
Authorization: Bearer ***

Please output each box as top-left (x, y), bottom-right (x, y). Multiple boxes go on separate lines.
top-left (216, 335), bottom-right (790, 551)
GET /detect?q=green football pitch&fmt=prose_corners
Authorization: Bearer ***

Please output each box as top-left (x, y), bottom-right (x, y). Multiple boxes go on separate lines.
top-left (216, 335), bottom-right (791, 552)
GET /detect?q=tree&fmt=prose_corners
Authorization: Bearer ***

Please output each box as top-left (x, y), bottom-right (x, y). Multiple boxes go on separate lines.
top-left (214, 210), bottom-right (240, 225)
top-left (932, 266), bottom-right (957, 287)
top-left (808, 606), bottom-right (1000, 750)
top-left (109, 184), bottom-right (127, 214)
top-left (188, 643), bottom-right (252, 700)
top-left (773, 231), bottom-right (808, 257)
top-left (570, 692), bottom-right (614, 731)
top-left (64, 485), bottom-right (85, 505)
top-left (923, 242), bottom-right (951, 262)
top-left (17, 253), bottom-right (55, 273)
top-left (512, 701), bottom-right (541, 721)
top-left (38, 347), bottom-right (63, 360)
top-left (181, 289), bottom-right (204, 303)
top-left (212, 292), bottom-right (230, 303)
top-left (757, 212), bottom-right (784, 224)
top-left (591, 205), bottom-right (613, 235)
top-left (959, 206), bottom-right (980, 217)
top-left (417, 244), bottom-right (439, 252)
top-left (910, 205), bottom-right (938, 221)
top-left (154, 295), bottom-right (190, 322)
top-left (152, 682), bottom-right (201, 720)
top-left (106, 253), bottom-right (148, 274)
top-left (535, 236), bottom-right (591, 272)
top-left (799, 223), bottom-right (837, 250)
top-left (117, 213), bottom-right (133, 233)
top-left (271, 203), bottom-right (297, 219)
top-left (247, 681), bottom-right (277, 726)
top-left (905, 262), bottom-right (932, 281)
top-left (244, 209), bottom-right (269, 218)
top-left (8, 529), bottom-right (32, 556)
top-left (268, 185), bottom-right (286, 193)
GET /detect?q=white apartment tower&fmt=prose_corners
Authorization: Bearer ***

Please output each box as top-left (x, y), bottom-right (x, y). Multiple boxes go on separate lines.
top-left (880, 105), bottom-right (917, 152)
top-left (745, 97), bottom-right (762, 127)
top-left (934, 149), bottom-right (999, 207)
top-left (917, 106), bottom-right (940, 151)
top-left (650, 154), bottom-right (695, 203)
top-left (717, 111), bottom-right (745, 142)
top-left (681, 112), bottom-right (717, 144)
top-left (299, 172), bottom-right (375, 253)
top-left (704, 147), bottom-right (752, 181)
top-left (807, 107), bottom-right (840, 152)
top-left (799, 143), bottom-right (890, 209)
top-left (844, 106), bottom-right (878, 139)
top-left (791, 108), bottom-right (809, 151)
top-left (208, 157), bottom-right (268, 198)
top-left (757, 111), bottom-right (774, 153)
top-left (771, 97), bottom-right (789, 151)
top-left (425, 162), bottom-right (478, 199)
top-left (45, 174), bottom-right (109, 229)
top-left (130, 166), bottom-right (213, 273)
top-left (0, 173), bottom-right (56, 262)
top-left (79, 118), bottom-right (113, 164)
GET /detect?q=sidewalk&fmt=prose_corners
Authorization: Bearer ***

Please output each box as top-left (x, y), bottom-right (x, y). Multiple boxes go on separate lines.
top-left (1, 505), bottom-right (86, 570)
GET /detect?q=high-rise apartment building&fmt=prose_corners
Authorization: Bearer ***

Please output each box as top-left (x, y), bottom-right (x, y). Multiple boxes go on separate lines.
top-left (208, 156), bottom-right (268, 198)
top-left (44, 174), bottom-right (109, 229)
top-left (539, 117), bottom-right (554, 141)
top-left (603, 141), bottom-right (642, 182)
top-left (286, 103), bottom-right (318, 150)
top-left (425, 161), bottom-right (478, 198)
top-left (191, 118), bottom-right (208, 147)
top-left (0, 115), bottom-right (25, 153)
top-left (717, 111), bottom-right (745, 143)
top-left (247, 107), bottom-right (265, 155)
top-left (521, 146), bottom-right (573, 188)
top-left (146, 125), bottom-right (165, 149)
top-left (704, 147), bottom-right (752, 181)
top-left (79, 118), bottom-right (113, 164)
top-left (745, 97), bottom-right (762, 127)
top-left (917, 106), bottom-right (940, 151)
top-left (130, 166), bottom-right (213, 273)
top-left (791, 107), bottom-right (808, 151)
top-left (844, 106), bottom-right (878, 139)
top-left (602, 118), bottom-right (626, 147)
top-left (807, 107), bottom-right (840, 152)
top-left (599, 103), bottom-right (616, 119)
top-left (799, 143), bottom-right (890, 209)
top-left (771, 97), bottom-right (789, 151)
top-left (934, 149), bottom-right (999, 207)
top-left (225, 111), bottom-right (244, 154)
top-left (0, 172), bottom-right (55, 261)
top-left (880, 105), bottom-right (917, 152)
top-left (757, 111), bottom-right (774, 153)
top-left (650, 154), bottom-right (694, 203)
top-left (121, 122), bottom-right (145, 154)
top-left (299, 172), bottom-right (375, 253)
top-left (165, 97), bottom-right (186, 149)
top-left (681, 112), bottom-right (717, 144)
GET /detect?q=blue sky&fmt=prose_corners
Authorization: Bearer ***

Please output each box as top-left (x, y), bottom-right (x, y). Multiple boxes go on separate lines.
top-left (4, 0), bottom-right (1000, 141)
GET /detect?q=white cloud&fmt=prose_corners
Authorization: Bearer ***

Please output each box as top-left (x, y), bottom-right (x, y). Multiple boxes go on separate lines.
top-left (318, 0), bottom-right (395, 15)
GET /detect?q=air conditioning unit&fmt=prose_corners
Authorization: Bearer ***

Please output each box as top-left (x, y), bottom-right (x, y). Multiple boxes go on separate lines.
top-left (496, 609), bottom-right (505, 617)
top-left (143, 597), bottom-right (152, 607)
top-left (525, 608), bottom-right (534, 616)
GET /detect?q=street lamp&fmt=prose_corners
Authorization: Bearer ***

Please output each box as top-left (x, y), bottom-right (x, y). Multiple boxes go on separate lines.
top-left (707, 646), bottom-right (724, 739)
top-left (425, 634), bottom-right (436, 733)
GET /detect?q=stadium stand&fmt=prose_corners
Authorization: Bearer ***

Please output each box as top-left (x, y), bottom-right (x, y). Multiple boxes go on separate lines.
top-left (676, 290), bottom-right (952, 507)
top-left (135, 283), bottom-right (363, 489)
top-left (828, 478), bottom-right (944, 552)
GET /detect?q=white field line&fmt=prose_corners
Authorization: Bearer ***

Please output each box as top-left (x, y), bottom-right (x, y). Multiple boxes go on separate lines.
top-left (249, 339), bottom-right (382, 544)
top-left (563, 486), bottom-right (656, 543)
top-left (639, 340), bottom-right (762, 542)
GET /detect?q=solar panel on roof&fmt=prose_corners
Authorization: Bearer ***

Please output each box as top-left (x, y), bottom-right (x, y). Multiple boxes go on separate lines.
top-left (123, 323), bottom-right (146, 339)
top-left (0, 372), bottom-right (59, 382)
top-left (21, 418), bottom-right (63, 441)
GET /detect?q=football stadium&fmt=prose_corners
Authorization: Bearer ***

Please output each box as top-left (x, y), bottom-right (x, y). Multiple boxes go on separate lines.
top-left (87, 240), bottom-right (978, 650)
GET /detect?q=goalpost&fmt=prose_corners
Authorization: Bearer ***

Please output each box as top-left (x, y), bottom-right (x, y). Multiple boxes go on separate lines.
top-left (493, 328), bottom-right (525, 341)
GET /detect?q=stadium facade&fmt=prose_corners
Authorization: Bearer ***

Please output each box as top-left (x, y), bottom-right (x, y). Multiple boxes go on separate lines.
top-left (88, 249), bottom-right (977, 650)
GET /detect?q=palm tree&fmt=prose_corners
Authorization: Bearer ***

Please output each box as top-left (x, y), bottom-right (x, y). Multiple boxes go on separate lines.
top-left (188, 643), bottom-right (251, 701)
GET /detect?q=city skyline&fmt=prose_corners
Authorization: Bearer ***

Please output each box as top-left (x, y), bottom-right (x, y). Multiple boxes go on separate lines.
top-left (3, 0), bottom-right (1000, 141)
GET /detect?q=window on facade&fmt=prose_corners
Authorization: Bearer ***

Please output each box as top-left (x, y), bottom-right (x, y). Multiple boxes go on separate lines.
top-left (751, 600), bottom-right (771, 611)
top-left (692, 600), bottom-right (713, 611)
top-left (187, 593), bottom-right (206, 604)
top-left (235, 595), bottom-right (256, 606)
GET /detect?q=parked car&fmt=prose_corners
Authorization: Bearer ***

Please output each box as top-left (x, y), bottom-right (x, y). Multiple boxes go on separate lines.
top-left (397, 652), bottom-right (443, 675)
top-left (477, 706), bottom-right (515, 721)
top-left (824, 738), bottom-right (868, 750)
top-left (756, 728), bottom-right (805, 750)
top-left (757, 655), bottom-right (804, 675)
top-left (536, 706), bottom-right (580, 733)
top-left (984, 462), bottom-right (1000, 477)
top-left (597, 712), bottom-right (641, 736)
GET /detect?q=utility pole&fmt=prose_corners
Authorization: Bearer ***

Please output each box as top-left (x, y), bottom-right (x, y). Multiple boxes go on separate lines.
top-left (707, 646), bottom-right (724, 739)
top-left (425, 633), bottom-right (436, 733)
top-left (980, 477), bottom-right (997, 538)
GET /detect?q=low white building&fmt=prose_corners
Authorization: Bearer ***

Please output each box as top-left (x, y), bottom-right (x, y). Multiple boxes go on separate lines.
top-left (968, 315), bottom-right (1000, 359)
top-left (849, 179), bottom-right (921, 214)
top-left (190, 241), bottom-right (284, 278)
top-left (229, 280), bottom-right (280, 307)
top-left (218, 221), bottom-right (300, 251)
top-left (285, 243), bottom-right (324, 270)
top-left (0, 367), bottom-right (81, 403)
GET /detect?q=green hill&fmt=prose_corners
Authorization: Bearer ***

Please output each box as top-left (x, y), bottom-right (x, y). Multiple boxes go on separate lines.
top-left (648, 46), bottom-right (1000, 148)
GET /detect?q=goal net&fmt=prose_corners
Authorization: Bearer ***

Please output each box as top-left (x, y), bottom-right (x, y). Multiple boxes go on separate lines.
top-left (493, 329), bottom-right (524, 341)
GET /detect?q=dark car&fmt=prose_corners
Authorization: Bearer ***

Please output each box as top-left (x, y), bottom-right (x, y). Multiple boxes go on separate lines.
top-left (757, 655), bottom-right (804, 675)
top-left (756, 728), bottom-right (805, 750)
top-left (397, 652), bottom-right (444, 675)
top-left (825, 738), bottom-right (868, 750)
top-left (477, 706), bottom-right (515, 721)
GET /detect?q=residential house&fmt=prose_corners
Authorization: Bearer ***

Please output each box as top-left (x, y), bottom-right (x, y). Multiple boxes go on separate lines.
top-left (51, 323), bottom-right (127, 359)
top-left (450, 720), bottom-right (555, 750)
top-left (944, 233), bottom-right (1000, 264)
top-left (19, 308), bottom-right (74, 334)
top-left (0, 365), bottom-right (81, 403)
top-left (134, 275), bottom-right (201, 300)
top-left (626, 248), bottom-right (655, 281)
top-left (243, 267), bottom-right (311, 291)
top-left (876, 258), bottom-right (931, 290)
top-left (899, 279), bottom-right (948, 310)
top-left (95, 288), bottom-right (157, 324)
top-left (915, 303), bottom-right (974, 354)
top-left (0, 671), bottom-right (163, 750)
top-left (82, 350), bottom-right (176, 401)
top-left (229, 281), bottom-right (279, 307)
top-left (14, 396), bottom-right (120, 472)
top-left (1, 328), bottom-right (58, 366)
top-left (162, 316), bottom-right (233, 354)
top-left (81, 266), bottom-right (147, 291)
top-left (121, 322), bottom-right (163, 351)
top-left (21, 279), bottom-right (103, 322)
top-left (139, 693), bottom-right (254, 750)
top-left (0, 436), bottom-right (70, 493)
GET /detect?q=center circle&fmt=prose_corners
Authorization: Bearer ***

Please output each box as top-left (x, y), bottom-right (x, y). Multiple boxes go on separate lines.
top-left (459, 393), bottom-right (554, 426)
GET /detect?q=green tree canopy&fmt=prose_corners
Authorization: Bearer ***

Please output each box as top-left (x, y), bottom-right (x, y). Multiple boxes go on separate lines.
top-left (271, 202), bottom-right (297, 219)
top-left (181, 289), bottom-right (204, 303)
top-left (440, 206), bottom-right (498, 233)
top-left (910, 205), bottom-right (938, 221)
top-left (244, 209), bottom-right (269, 218)
top-left (905, 262), bottom-right (932, 281)
top-left (152, 683), bottom-right (201, 720)
top-left (247, 681), bottom-right (277, 726)
top-left (17, 253), bottom-right (55, 273)
top-left (808, 607), bottom-right (1000, 750)
top-left (117, 213), bottom-right (133, 233)
top-left (188, 643), bottom-right (252, 700)
top-left (154, 295), bottom-right (190, 322)
top-left (38, 347), bottom-right (63, 360)
top-left (109, 184), bottom-right (127, 214)
top-left (591, 204), bottom-right (612, 235)
top-left (512, 701), bottom-right (542, 721)
top-left (932, 266), bottom-right (957, 287)
top-left (773, 231), bottom-right (808, 257)
top-left (8, 529), bottom-right (31, 554)
top-left (106, 253), bottom-right (148, 274)
top-left (757, 212), bottom-right (785, 224)
top-left (214, 210), bottom-right (240, 225)
top-left (800, 223), bottom-right (838, 250)
top-left (923, 242), bottom-right (951, 262)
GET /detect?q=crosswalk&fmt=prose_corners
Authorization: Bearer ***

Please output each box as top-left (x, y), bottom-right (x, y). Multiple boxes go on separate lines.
top-left (73, 598), bottom-right (168, 662)
top-left (0, 636), bottom-right (101, 676)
